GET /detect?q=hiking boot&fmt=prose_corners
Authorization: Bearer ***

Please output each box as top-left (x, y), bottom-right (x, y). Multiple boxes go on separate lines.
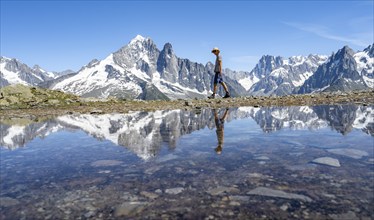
top-left (208, 94), bottom-right (215, 99)
top-left (223, 93), bottom-right (231, 98)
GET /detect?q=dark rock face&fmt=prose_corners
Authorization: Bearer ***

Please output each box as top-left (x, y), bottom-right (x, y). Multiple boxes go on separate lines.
top-left (364, 44), bottom-right (374, 57)
top-left (137, 82), bottom-right (170, 100)
top-left (157, 43), bottom-right (179, 83)
top-left (0, 72), bottom-right (10, 87)
top-left (298, 46), bottom-right (370, 93)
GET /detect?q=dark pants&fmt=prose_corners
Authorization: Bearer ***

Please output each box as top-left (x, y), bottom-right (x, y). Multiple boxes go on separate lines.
top-left (214, 72), bottom-right (223, 84)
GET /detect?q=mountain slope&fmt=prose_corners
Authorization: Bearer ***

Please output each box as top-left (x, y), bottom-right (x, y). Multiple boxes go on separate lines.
top-left (298, 45), bottom-right (373, 93)
top-left (0, 56), bottom-right (73, 88)
top-left (1, 56), bottom-right (49, 87)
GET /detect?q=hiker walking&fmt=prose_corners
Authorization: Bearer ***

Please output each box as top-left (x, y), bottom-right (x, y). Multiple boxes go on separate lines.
top-left (208, 47), bottom-right (230, 99)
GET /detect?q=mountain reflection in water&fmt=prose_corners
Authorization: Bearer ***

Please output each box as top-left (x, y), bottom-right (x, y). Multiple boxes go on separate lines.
top-left (1, 105), bottom-right (373, 159)
top-left (1, 105), bottom-right (373, 219)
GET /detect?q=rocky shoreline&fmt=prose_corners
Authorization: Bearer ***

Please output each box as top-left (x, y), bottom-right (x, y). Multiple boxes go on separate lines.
top-left (1, 85), bottom-right (373, 120)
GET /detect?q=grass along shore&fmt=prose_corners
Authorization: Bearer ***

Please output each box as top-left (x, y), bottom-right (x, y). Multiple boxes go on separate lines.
top-left (0, 84), bottom-right (373, 119)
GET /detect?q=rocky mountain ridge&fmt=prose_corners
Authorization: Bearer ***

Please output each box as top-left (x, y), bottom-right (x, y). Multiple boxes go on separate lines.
top-left (0, 56), bottom-right (73, 87)
top-left (1, 36), bottom-right (373, 99)
top-left (246, 54), bottom-right (328, 96)
top-left (299, 45), bottom-right (373, 93)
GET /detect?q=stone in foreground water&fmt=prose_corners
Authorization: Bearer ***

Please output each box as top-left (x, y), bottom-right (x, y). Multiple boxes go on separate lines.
top-left (312, 157), bottom-right (341, 167)
top-left (247, 187), bottom-right (313, 202)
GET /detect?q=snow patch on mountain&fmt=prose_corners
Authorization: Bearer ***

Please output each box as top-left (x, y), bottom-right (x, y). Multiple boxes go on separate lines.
top-left (292, 71), bottom-right (313, 87)
top-left (0, 62), bottom-right (29, 86)
top-left (130, 35), bottom-right (146, 45)
top-left (354, 51), bottom-right (373, 73)
top-left (354, 50), bottom-right (374, 88)
top-left (151, 71), bottom-right (209, 98)
top-left (238, 76), bottom-right (260, 90)
top-left (53, 54), bottom-right (143, 98)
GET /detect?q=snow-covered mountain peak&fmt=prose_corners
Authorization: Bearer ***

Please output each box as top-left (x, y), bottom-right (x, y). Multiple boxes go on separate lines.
top-left (332, 45), bottom-right (355, 60)
top-left (307, 54), bottom-right (329, 65)
top-left (130, 34), bottom-right (147, 44)
top-left (286, 55), bottom-right (306, 65)
top-left (32, 65), bottom-right (45, 72)
top-left (282, 55), bottom-right (327, 67)
top-left (112, 35), bottom-right (159, 71)
top-left (126, 35), bottom-right (156, 52)
top-left (255, 55), bottom-right (283, 76)
top-left (1, 56), bottom-right (12, 62)
top-left (51, 35), bottom-right (220, 100)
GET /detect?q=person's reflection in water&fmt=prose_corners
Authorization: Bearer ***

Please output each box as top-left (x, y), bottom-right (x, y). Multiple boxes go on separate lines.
top-left (213, 108), bottom-right (229, 154)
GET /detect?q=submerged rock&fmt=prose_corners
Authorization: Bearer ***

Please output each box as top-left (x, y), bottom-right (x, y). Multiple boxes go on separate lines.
top-left (247, 187), bottom-right (312, 202)
top-left (327, 148), bottom-right (369, 159)
top-left (255, 156), bottom-right (270, 160)
top-left (165, 187), bottom-right (184, 195)
top-left (312, 157), bottom-right (341, 167)
top-left (140, 191), bottom-right (159, 200)
top-left (207, 186), bottom-right (240, 196)
top-left (329, 211), bottom-right (359, 220)
top-left (114, 202), bottom-right (148, 217)
top-left (0, 197), bottom-right (20, 207)
top-left (228, 195), bottom-right (250, 202)
top-left (90, 160), bottom-right (123, 167)
top-left (156, 154), bottom-right (179, 163)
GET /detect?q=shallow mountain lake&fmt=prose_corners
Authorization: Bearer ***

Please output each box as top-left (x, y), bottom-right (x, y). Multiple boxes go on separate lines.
top-left (1, 105), bottom-right (373, 219)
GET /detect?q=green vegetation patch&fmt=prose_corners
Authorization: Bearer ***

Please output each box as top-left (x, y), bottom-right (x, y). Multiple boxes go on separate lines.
top-left (0, 84), bottom-right (80, 109)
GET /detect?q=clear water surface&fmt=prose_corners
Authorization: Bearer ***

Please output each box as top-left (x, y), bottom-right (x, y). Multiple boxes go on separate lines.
top-left (1, 105), bottom-right (373, 219)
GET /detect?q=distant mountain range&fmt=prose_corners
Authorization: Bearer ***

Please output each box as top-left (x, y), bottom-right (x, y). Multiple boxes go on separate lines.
top-left (1, 35), bottom-right (373, 99)
top-left (0, 57), bottom-right (74, 88)
top-left (299, 45), bottom-right (373, 93)
top-left (1, 106), bottom-right (373, 158)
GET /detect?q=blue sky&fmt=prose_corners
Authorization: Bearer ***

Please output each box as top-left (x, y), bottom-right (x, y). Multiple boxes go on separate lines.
top-left (1, 0), bottom-right (373, 72)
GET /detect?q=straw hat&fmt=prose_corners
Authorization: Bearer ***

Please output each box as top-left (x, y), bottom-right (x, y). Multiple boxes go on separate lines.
top-left (211, 47), bottom-right (220, 53)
